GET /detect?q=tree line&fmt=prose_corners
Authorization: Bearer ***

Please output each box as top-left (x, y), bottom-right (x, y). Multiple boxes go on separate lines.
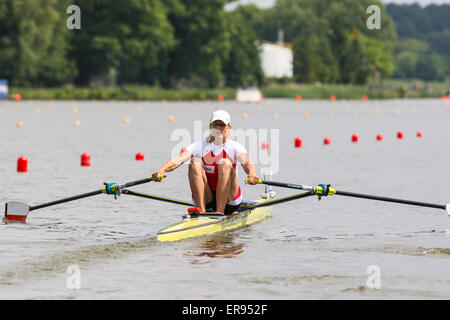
top-left (241, 0), bottom-right (397, 85)
top-left (386, 3), bottom-right (450, 81)
top-left (0, 0), bottom-right (447, 88)
top-left (0, 0), bottom-right (262, 88)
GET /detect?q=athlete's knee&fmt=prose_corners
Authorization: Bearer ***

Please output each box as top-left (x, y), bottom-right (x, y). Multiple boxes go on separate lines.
top-left (189, 158), bottom-right (203, 171)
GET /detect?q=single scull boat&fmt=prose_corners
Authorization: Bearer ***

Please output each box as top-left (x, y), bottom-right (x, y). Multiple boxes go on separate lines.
top-left (157, 197), bottom-right (273, 242)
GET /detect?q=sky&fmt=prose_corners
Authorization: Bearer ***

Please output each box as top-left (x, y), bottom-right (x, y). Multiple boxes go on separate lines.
top-left (226, 0), bottom-right (450, 10)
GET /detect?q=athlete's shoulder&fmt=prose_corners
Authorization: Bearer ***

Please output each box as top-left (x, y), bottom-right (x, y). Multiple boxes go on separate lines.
top-left (186, 140), bottom-right (208, 155)
top-left (226, 139), bottom-right (247, 153)
top-left (227, 139), bottom-right (243, 147)
top-left (191, 139), bottom-right (210, 147)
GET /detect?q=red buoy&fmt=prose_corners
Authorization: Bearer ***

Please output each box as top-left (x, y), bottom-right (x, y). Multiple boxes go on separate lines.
top-left (376, 133), bottom-right (383, 141)
top-left (330, 95), bottom-right (336, 101)
top-left (294, 137), bottom-right (302, 148)
top-left (217, 94), bottom-right (224, 102)
top-left (417, 131), bottom-right (423, 138)
top-left (295, 94), bottom-right (302, 101)
top-left (397, 131), bottom-right (404, 139)
top-left (14, 93), bottom-right (22, 101)
top-left (323, 137), bottom-right (331, 145)
top-left (81, 153), bottom-right (91, 167)
top-left (351, 133), bottom-right (359, 143)
top-left (261, 141), bottom-right (270, 150)
top-left (17, 156), bottom-right (28, 172)
top-left (135, 152), bottom-right (145, 161)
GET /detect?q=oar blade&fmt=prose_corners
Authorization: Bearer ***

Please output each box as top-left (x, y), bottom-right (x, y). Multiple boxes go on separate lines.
top-left (446, 204), bottom-right (450, 217)
top-left (3, 202), bottom-right (30, 223)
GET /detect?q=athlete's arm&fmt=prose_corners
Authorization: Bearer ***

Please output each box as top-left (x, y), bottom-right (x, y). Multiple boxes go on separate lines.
top-left (152, 150), bottom-right (192, 182)
top-left (238, 153), bottom-right (259, 185)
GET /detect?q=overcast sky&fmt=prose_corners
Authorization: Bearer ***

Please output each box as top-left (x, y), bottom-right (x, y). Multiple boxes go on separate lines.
top-left (226, 0), bottom-right (450, 10)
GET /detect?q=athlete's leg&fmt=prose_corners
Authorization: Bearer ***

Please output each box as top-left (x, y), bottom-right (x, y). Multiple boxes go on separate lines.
top-left (216, 158), bottom-right (239, 214)
top-left (188, 158), bottom-right (213, 212)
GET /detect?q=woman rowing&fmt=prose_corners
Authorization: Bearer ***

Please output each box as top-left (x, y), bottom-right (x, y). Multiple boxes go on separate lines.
top-left (152, 109), bottom-right (260, 215)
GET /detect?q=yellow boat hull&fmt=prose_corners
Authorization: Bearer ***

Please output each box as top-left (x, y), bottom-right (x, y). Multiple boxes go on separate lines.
top-left (157, 199), bottom-right (272, 242)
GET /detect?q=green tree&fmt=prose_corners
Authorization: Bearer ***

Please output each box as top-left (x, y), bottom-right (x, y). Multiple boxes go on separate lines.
top-left (394, 51), bottom-right (418, 78)
top-left (0, 0), bottom-right (73, 86)
top-left (293, 29), bottom-right (339, 83)
top-left (340, 31), bottom-right (369, 84)
top-left (163, 0), bottom-right (230, 88)
top-left (361, 35), bottom-right (395, 80)
top-left (222, 9), bottom-right (263, 87)
top-left (71, 0), bottom-right (175, 86)
top-left (247, 0), bottom-right (396, 85)
top-left (415, 53), bottom-right (439, 81)
top-left (38, 0), bottom-right (77, 86)
top-left (387, 4), bottom-right (450, 79)
top-left (325, 0), bottom-right (395, 84)
top-left (395, 39), bottom-right (429, 55)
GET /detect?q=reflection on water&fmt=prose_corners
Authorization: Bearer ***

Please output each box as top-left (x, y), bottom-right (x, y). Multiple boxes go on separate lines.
top-left (183, 234), bottom-right (245, 263)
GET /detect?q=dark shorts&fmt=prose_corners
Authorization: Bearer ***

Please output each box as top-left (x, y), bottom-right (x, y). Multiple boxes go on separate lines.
top-left (206, 191), bottom-right (241, 215)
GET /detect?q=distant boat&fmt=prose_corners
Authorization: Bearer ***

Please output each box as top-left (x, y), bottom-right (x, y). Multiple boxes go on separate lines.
top-left (236, 87), bottom-right (263, 103)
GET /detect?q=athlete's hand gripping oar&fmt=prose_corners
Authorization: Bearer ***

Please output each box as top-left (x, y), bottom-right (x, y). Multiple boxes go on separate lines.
top-left (2, 175), bottom-right (165, 223)
top-left (252, 179), bottom-right (450, 216)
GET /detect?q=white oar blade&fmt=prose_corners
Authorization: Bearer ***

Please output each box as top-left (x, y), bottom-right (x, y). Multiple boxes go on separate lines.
top-left (446, 204), bottom-right (450, 217)
top-left (4, 202), bottom-right (30, 223)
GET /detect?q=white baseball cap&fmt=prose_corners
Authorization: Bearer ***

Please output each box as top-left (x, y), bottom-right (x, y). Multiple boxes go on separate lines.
top-left (209, 109), bottom-right (231, 125)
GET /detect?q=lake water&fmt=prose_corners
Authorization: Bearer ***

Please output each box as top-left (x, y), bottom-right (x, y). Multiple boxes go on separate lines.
top-left (0, 98), bottom-right (449, 299)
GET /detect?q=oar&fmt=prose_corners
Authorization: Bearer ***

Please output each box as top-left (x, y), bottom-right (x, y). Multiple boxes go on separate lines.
top-left (3, 175), bottom-right (165, 223)
top-left (253, 179), bottom-right (450, 216)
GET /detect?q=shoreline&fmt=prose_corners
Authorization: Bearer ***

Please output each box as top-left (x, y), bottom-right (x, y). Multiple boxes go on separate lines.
top-left (5, 82), bottom-right (450, 101)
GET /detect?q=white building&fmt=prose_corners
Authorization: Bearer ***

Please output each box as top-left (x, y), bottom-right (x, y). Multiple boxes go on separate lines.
top-left (260, 42), bottom-right (293, 78)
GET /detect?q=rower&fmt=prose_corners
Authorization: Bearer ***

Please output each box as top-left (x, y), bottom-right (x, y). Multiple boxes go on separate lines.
top-left (152, 109), bottom-right (260, 214)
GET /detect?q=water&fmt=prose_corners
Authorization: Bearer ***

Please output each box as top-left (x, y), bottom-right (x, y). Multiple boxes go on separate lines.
top-left (0, 98), bottom-right (449, 299)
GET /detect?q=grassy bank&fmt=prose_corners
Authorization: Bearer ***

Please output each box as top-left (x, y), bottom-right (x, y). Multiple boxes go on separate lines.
top-left (8, 79), bottom-right (450, 101)
top-left (8, 86), bottom-right (237, 101)
top-left (262, 78), bottom-right (450, 99)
